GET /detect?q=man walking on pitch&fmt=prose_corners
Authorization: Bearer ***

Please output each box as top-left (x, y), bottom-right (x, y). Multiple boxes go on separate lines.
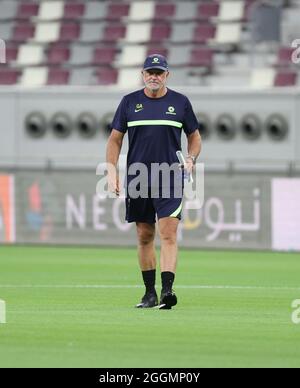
top-left (106, 54), bottom-right (201, 309)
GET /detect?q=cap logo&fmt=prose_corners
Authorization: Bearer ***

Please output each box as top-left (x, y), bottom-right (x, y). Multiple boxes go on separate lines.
top-left (152, 57), bottom-right (160, 63)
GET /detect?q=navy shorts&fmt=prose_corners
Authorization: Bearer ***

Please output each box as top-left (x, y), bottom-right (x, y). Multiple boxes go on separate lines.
top-left (125, 195), bottom-right (183, 223)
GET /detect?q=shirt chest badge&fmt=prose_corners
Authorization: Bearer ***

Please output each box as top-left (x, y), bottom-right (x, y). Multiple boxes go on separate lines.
top-left (134, 104), bottom-right (144, 113)
top-left (166, 106), bottom-right (177, 115)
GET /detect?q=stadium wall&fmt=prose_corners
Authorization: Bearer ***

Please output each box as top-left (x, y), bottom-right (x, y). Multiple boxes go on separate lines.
top-left (0, 170), bottom-right (300, 251)
top-left (0, 88), bottom-right (300, 171)
top-left (0, 88), bottom-right (299, 251)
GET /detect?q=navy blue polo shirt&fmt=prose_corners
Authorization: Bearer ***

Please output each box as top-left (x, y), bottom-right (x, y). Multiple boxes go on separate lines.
top-left (111, 88), bottom-right (199, 188)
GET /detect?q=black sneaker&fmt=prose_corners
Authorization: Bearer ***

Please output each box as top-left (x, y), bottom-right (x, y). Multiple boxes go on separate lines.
top-left (135, 291), bottom-right (158, 308)
top-left (159, 289), bottom-right (177, 310)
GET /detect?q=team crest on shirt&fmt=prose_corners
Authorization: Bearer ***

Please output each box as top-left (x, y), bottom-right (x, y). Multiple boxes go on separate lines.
top-left (166, 106), bottom-right (176, 115)
top-left (135, 104), bottom-right (144, 113)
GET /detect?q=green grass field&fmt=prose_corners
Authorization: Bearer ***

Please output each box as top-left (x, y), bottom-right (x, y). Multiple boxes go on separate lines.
top-left (0, 246), bottom-right (300, 368)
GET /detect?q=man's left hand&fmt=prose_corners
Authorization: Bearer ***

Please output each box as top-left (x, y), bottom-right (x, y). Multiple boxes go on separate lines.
top-left (185, 159), bottom-right (194, 174)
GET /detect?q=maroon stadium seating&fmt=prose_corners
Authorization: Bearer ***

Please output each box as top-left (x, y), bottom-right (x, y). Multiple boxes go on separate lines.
top-left (106, 3), bottom-right (130, 20)
top-left (151, 23), bottom-right (171, 42)
top-left (274, 71), bottom-right (297, 87)
top-left (0, 69), bottom-right (20, 85)
top-left (12, 22), bottom-right (35, 42)
top-left (0, 0), bottom-right (297, 88)
top-left (92, 47), bottom-right (117, 65)
top-left (193, 23), bottom-right (216, 44)
top-left (47, 68), bottom-right (70, 85)
top-left (4, 44), bottom-right (19, 63)
top-left (103, 24), bottom-right (126, 42)
top-left (47, 44), bottom-right (70, 65)
top-left (64, 3), bottom-right (85, 19)
top-left (154, 3), bottom-right (176, 20)
top-left (147, 47), bottom-right (168, 58)
top-left (189, 47), bottom-right (214, 69)
top-left (60, 23), bottom-right (81, 42)
top-left (244, 0), bottom-right (257, 21)
top-left (197, 2), bottom-right (220, 20)
top-left (17, 2), bottom-right (39, 19)
top-left (95, 67), bottom-right (118, 85)
top-left (276, 47), bottom-right (294, 67)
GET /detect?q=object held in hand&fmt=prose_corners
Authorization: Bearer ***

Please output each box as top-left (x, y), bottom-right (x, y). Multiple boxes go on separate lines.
top-left (176, 151), bottom-right (194, 183)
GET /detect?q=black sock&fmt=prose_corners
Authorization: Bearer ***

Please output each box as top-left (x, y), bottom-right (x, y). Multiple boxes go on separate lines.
top-left (142, 269), bottom-right (156, 294)
top-left (161, 271), bottom-right (175, 292)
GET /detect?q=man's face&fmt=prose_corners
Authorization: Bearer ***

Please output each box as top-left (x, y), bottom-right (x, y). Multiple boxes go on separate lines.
top-left (142, 69), bottom-right (169, 92)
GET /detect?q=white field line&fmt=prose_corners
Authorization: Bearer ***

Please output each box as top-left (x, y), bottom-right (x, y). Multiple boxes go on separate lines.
top-left (0, 285), bottom-right (299, 291)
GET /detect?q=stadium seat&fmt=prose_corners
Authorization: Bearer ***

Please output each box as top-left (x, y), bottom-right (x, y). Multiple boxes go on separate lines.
top-left (4, 44), bottom-right (19, 64)
top-left (0, 1), bottom-right (17, 21)
top-left (0, 0), bottom-right (297, 89)
top-left (189, 47), bottom-right (214, 69)
top-left (47, 68), bottom-right (70, 85)
top-left (154, 3), bottom-right (176, 20)
top-left (20, 67), bottom-right (48, 87)
top-left (170, 23), bottom-right (195, 43)
top-left (69, 45), bottom-right (93, 66)
top-left (106, 3), bottom-right (130, 20)
top-left (117, 68), bottom-right (142, 88)
top-left (276, 47), bottom-right (294, 67)
top-left (168, 46), bottom-right (191, 66)
top-left (244, 0), bottom-right (256, 21)
top-left (174, 2), bottom-right (197, 21)
top-left (146, 47), bottom-right (168, 58)
top-left (60, 22), bottom-right (81, 42)
top-left (197, 2), bottom-right (220, 20)
top-left (80, 22), bottom-right (105, 43)
top-left (13, 22), bottom-right (35, 42)
top-left (16, 44), bottom-right (44, 65)
top-left (33, 22), bottom-right (60, 43)
top-left (0, 69), bottom-right (20, 85)
top-left (193, 23), bottom-right (216, 44)
top-left (84, 2), bottom-right (107, 21)
top-left (118, 46), bottom-right (147, 66)
top-left (69, 68), bottom-right (94, 85)
top-left (128, 1), bottom-right (155, 21)
top-left (274, 71), bottom-right (298, 87)
top-left (37, 1), bottom-right (64, 21)
top-left (64, 2), bottom-right (85, 20)
top-left (103, 24), bottom-right (126, 42)
top-left (47, 44), bottom-right (70, 65)
top-left (0, 22), bottom-right (13, 42)
top-left (169, 68), bottom-right (187, 85)
top-left (151, 23), bottom-right (171, 42)
top-left (95, 67), bottom-right (118, 85)
top-left (17, 2), bottom-right (39, 19)
top-left (251, 68), bottom-right (276, 89)
top-left (218, 1), bottom-right (245, 22)
top-left (92, 47), bottom-right (117, 66)
top-left (124, 23), bottom-right (152, 43)
top-left (213, 23), bottom-right (242, 45)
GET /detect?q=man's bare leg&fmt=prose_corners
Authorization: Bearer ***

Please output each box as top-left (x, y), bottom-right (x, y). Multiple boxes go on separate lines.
top-left (136, 222), bottom-right (156, 271)
top-left (158, 217), bottom-right (179, 273)
top-left (158, 217), bottom-right (179, 309)
top-left (135, 222), bottom-right (158, 308)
